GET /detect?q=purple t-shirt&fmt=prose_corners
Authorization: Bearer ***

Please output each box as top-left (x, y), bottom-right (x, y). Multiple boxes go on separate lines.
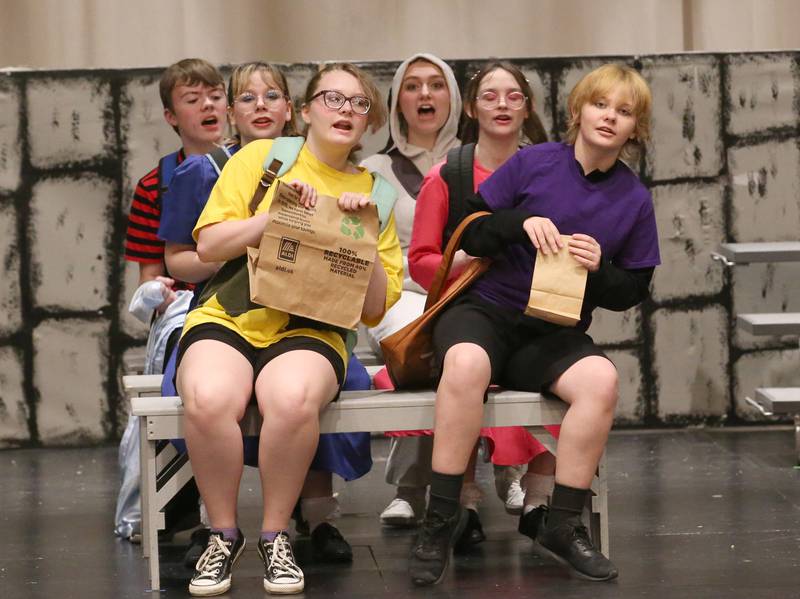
top-left (475, 142), bottom-right (660, 319)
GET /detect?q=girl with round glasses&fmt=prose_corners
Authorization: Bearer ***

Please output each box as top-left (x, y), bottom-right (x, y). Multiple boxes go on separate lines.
top-left (408, 63), bottom-right (659, 585)
top-left (174, 62), bottom-right (402, 595)
top-left (360, 53), bottom-right (462, 528)
top-left (406, 60), bottom-right (551, 557)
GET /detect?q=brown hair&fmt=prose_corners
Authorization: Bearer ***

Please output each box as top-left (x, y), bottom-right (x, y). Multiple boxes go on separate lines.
top-left (302, 62), bottom-right (387, 134)
top-left (159, 58), bottom-right (225, 112)
top-left (460, 61), bottom-right (547, 146)
top-left (227, 62), bottom-right (297, 137)
top-left (565, 63), bottom-right (652, 163)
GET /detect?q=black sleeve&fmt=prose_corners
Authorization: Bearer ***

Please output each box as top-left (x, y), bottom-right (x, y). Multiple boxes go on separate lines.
top-left (460, 192), bottom-right (530, 257)
top-left (585, 259), bottom-right (654, 311)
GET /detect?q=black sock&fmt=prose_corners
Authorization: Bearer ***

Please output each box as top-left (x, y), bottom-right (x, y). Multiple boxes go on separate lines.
top-left (548, 483), bottom-right (588, 528)
top-left (428, 471), bottom-right (464, 518)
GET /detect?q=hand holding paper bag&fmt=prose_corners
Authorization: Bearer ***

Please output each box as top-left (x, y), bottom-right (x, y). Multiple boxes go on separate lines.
top-left (525, 234), bottom-right (588, 327)
top-left (247, 181), bottom-right (379, 330)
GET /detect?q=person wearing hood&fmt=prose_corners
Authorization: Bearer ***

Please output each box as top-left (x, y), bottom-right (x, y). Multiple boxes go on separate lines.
top-left (360, 53), bottom-right (461, 528)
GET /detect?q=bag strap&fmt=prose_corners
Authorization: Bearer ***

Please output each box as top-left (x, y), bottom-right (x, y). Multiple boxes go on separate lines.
top-left (205, 145), bottom-right (234, 176)
top-left (425, 210), bottom-right (489, 310)
top-left (244, 136), bottom-right (398, 233)
top-left (156, 150), bottom-right (181, 203)
top-left (369, 172), bottom-right (398, 234)
top-left (248, 136), bottom-right (305, 215)
top-left (441, 143), bottom-right (476, 250)
top-left (387, 148), bottom-right (424, 199)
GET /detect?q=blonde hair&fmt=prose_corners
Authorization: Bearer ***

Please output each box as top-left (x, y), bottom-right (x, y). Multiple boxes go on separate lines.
top-left (227, 62), bottom-right (296, 137)
top-left (566, 64), bottom-right (652, 163)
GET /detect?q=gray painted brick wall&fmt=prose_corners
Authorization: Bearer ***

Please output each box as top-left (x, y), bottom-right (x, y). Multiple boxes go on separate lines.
top-left (0, 52), bottom-right (798, 447)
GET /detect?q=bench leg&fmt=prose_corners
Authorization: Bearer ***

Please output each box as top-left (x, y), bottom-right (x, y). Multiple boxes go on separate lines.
top-left (597, 449), bottom-right (609, 557)
top-left (588, 449), bottom-right (609, 557)
top-left (138, 416), bottom-right (161, 591)
top-left (795, 415), bottom-right (800, 465)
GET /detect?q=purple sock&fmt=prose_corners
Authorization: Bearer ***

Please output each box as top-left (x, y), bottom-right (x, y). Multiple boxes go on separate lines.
top-left (211, 527), bottom-right (240, 541)
top-left (260, 530), bottom-right (283, 543)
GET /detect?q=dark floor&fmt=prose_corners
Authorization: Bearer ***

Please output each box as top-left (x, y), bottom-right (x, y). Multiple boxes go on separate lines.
top-left (2, 429), bottom-right (800, 599)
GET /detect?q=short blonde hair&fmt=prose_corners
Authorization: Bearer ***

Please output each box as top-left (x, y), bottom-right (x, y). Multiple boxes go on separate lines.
top-left (566, 64), bottom-right (652, 163)
top-left (227, 62), bottom-right (297, 136)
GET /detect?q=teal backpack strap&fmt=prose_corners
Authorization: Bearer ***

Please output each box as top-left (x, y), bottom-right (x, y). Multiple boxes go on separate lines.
top-left (368, 172), bottom-right (398, 233)
top-left (248, 136), bottom-right (306, 214)
top-left (344, 330), bottom-right (358, 357)
top-left (263, 136), bottom-right (305, 177)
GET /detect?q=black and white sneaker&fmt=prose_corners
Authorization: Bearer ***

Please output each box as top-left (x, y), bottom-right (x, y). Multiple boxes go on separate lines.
top-left (188, 530), bottom-right (245, 596)
top-left (257, 532), bottom-right (305, 594)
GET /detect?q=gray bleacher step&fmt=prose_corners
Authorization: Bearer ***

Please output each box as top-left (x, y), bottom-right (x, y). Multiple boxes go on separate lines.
top-left (754, 388), bottom-right (800, 414)
top-left (716, 241), bottom-right (800, 265)
top-left (737, 313), bottom-right (800, 336)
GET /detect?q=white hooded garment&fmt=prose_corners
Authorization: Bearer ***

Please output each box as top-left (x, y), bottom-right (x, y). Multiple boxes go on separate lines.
top-left (361, 52), bottom-right (462, 294)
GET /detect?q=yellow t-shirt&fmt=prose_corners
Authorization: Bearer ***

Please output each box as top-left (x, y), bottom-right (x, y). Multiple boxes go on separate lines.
top-left (183, 139), bottom-right (403, 365)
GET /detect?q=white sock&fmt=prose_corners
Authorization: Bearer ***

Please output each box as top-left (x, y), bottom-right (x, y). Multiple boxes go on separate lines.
top-left (460, 481), bottom-right (484, 511)
top-left (301, 495), bottom-right (340, 533)
top-left (521, 473), bottom-right (554, 514)
top-left (199, 499), bottom-right (210, 527)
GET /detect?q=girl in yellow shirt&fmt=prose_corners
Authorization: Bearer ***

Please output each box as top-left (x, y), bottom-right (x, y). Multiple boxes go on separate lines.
top-left (177, 63), bottom-right (402, 596)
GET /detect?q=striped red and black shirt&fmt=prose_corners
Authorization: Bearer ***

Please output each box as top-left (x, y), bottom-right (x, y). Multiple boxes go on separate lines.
top-left (124, 149), bottom-right (186, 263)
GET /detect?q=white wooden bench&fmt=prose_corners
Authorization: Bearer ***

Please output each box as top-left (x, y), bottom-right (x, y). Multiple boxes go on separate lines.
top-left (737, 313), bottom-right (800, 336)
top-left (711, 241), bottom-right (800, 266)
top-left (713, 242), bottom-right (800, 462)
top-left (746, 388), bottom-right (800, 462)
top-left (123, 374), bottom-right (607, 591)
top-left (122, 348), bottom-right (147, 375)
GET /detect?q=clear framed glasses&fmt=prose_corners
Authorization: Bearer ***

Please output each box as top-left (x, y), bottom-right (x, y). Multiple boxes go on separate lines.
top-left (234, 89), bottom-right (286, 107)
top-left (310, 89), bottom-right (371, 115)
top-left (477, 90), bottom-right (527, 110)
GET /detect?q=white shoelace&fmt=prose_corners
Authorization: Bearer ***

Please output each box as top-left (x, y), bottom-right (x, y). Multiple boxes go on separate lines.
top-left (194, 535), bottom-right (231, 580)
top-left (268, 535), bottom-right (303, 581)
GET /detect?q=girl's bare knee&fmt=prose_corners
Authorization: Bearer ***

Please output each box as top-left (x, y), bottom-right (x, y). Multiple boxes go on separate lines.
top-left (184, 383), bottom-right (246, 428)
top-left (441, 344), bottom-right (491, 391)
top-left (263, 384), bottom-right (318, 429)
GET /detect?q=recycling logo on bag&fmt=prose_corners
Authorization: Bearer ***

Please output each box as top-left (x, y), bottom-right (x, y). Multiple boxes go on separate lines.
top-left (340, 215), bottom-right (365, 239)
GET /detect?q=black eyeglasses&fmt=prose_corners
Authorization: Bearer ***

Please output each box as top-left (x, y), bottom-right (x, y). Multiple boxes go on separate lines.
top-left (309, 90), bottom-right (371, 115)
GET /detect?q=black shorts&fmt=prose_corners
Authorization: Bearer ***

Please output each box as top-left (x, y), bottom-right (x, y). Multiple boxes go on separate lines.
top-left (176, 323), bottom-right (346, 390)
top-left (432, 294), bottom-right (610, 393)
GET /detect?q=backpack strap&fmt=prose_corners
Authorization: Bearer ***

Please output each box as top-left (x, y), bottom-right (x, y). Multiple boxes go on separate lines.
top-left (156, 151), bottom-right (181, 205)
top-left (441, 143), bottom-right (475, 250)
top-left (368, 172), bottom-right (398, 234)
top-left (248, 136), bottom-right (306, 215)
top-left (205, 145), bottom-right (234, 177)
top-left (387, 148), bottom-right (424, 199)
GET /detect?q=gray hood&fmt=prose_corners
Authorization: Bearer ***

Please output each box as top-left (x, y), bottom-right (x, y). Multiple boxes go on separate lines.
top-left (386, 53), bottom-right (462, 173)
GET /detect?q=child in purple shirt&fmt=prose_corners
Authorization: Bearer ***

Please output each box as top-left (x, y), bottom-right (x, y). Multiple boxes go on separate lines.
top-left (409, 64), bottom-right (660, 585)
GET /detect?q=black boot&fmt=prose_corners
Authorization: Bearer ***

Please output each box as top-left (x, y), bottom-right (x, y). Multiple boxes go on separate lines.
top-left (536, 514), bottom-right (617, 581)
top-left (518, 505), bottom-right (548, 541)
top-left (454, 508), bottom-right (486, 553)
top-left (310, 522), bottom-right (353, 563)
top-left (408, 507), bottom-right (468, 586)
